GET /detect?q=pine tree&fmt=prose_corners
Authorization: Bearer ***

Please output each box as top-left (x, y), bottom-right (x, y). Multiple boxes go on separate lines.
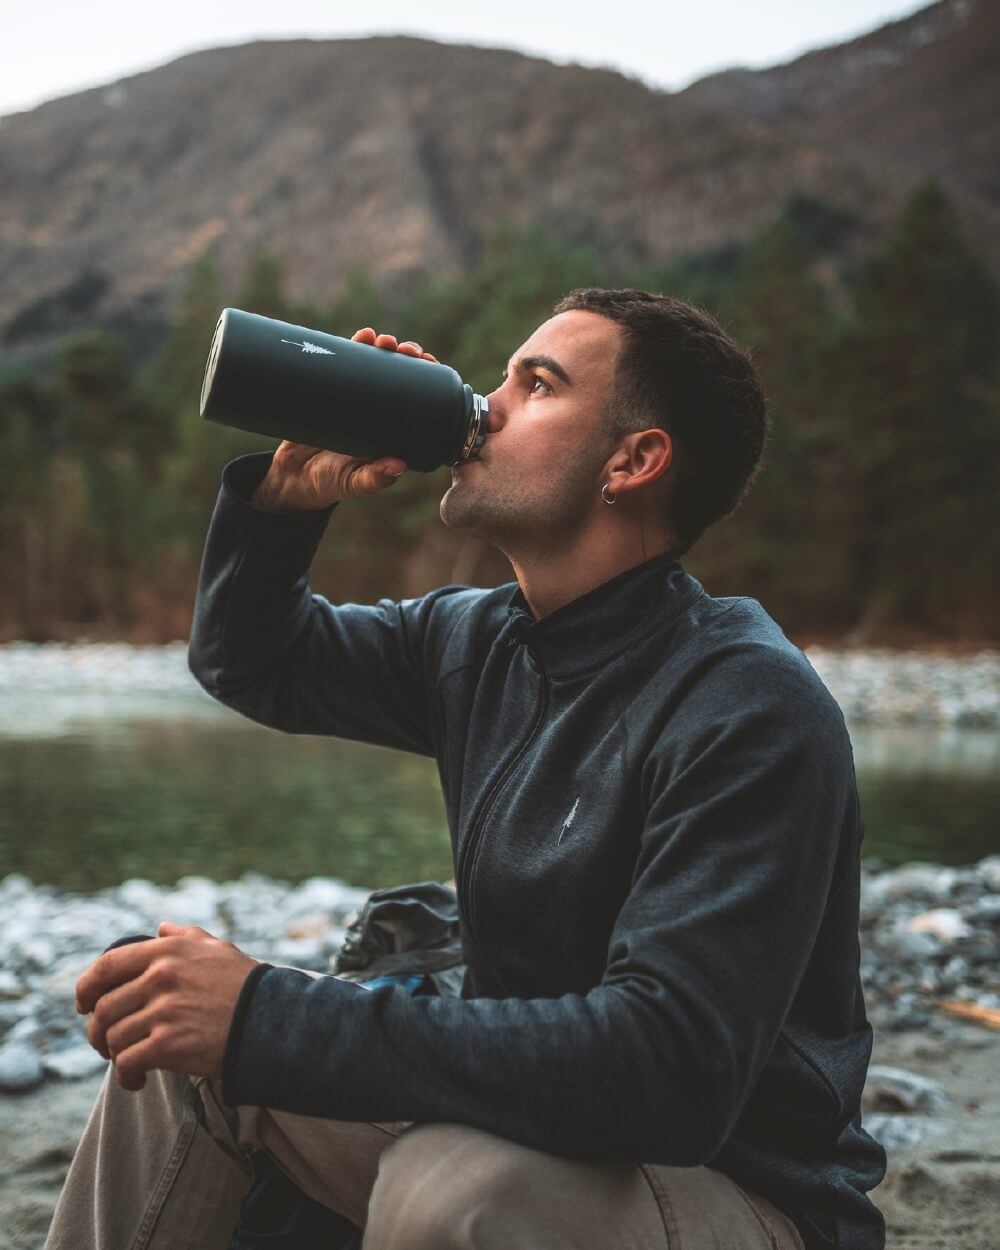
top-left (691, 216), bottom-right (850, 629)
top-left (0, 375), bottom-right (56, 634)
top-left (836, 182), bottom-right (1000, 636)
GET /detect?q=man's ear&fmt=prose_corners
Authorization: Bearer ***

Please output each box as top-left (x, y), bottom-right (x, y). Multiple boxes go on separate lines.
top-left (606, 429), bottom-right (672, 496)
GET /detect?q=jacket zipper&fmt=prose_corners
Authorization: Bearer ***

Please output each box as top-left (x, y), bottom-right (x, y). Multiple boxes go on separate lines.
top-left (459, 651), bottom-right (550, 947)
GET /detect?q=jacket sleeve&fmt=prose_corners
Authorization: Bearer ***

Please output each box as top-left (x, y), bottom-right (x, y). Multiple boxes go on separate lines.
top-left (222, 648), bottom-right (861, 1166)
top-left (187, 451), bottom-right (466, 757)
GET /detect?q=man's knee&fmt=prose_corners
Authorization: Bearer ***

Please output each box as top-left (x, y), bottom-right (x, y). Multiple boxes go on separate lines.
top-left (367, 1123), bottom-right (538, 1250)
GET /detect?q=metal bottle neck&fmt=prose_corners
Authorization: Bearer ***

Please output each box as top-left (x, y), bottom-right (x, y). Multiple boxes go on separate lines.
top-left (455, 392), bottom-right (489, 463)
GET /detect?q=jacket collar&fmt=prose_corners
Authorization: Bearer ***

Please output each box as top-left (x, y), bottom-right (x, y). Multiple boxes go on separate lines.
top-left (503, 550), bottom-right (701, 680)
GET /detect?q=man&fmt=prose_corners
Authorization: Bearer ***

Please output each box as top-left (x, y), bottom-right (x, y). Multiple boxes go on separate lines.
top-left (47, 289), bottom-right (887, 1249)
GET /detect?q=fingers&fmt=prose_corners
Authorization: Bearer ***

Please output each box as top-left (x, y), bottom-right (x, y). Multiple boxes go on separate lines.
top-left (114, 1037), bottom-right (160, 1091)
top-left (348, 459), bottom-right (408, 495)
top-left (398, 342), bottom-right (438, 362)
top-left (76, 940), bottom-right (162, 1015)
top-left (88, 973), bottom-right (154, 1059)
top-left (350, 329), bottom-right (436, 362)
top-left (157, 922), bottom-right (212, 941)
top-left (104, 1000), bottom-right (159, 1064)
top-left (77, 925), bottom-right (220, 1015)
top-left (116, 1064), bottom-right (147, 1092)
top-left (272, 442), bottom-right (328, 481)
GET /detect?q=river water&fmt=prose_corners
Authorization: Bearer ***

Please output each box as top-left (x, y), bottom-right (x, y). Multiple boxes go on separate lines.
top-left (1, 687), bottom-right (997, 890)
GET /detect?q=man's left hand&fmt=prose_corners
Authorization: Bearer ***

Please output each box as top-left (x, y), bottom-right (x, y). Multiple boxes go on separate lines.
top-left (76, 923), bottom-right (258, 1092)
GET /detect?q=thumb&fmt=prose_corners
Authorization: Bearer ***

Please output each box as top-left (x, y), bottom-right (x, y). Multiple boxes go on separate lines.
top-left (350, 459), bottom-right (407, 494)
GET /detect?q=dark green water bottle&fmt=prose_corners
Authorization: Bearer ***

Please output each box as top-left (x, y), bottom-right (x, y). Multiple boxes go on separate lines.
top-left (199, 308), bottom-right (488, 472)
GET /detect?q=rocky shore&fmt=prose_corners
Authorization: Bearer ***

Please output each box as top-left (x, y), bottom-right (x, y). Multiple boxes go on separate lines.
top-left (0, 860), bottom-right (999, 1247)
top-left (1, 641), bottom-right (999, 727)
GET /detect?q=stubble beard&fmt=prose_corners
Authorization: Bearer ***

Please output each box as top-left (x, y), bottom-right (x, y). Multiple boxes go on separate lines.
top-left (440, 461), bottom-right (600, 557)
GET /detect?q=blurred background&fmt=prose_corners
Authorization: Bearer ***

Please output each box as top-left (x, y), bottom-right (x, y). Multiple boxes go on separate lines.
top-left (1, 0), bottom-right (998, 889)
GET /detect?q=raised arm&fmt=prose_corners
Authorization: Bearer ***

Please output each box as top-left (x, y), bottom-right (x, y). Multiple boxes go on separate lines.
top-left (187, 331), bottom-right (454, 756)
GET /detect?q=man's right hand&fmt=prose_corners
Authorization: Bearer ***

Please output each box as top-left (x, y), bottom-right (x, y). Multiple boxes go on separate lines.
top-left (250, 329), bottom-right (439, 512)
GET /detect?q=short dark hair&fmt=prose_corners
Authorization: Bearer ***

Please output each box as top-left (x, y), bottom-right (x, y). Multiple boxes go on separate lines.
top-left (554, 288), bottom-right (769, 553)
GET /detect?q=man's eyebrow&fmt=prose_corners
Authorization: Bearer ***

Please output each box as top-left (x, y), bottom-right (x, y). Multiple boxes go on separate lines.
top-left (503, 354), bottom-right (573, 386)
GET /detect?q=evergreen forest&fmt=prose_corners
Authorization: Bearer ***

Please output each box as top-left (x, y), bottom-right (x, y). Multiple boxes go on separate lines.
top-left (1, 182), bottom-right (997, 644)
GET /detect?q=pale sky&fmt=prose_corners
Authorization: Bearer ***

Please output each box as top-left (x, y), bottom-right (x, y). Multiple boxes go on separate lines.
top-left (1, 0), bottom-right (927, 120)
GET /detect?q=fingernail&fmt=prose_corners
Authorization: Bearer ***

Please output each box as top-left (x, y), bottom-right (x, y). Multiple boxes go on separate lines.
top-left (383, 467), bottom-right (403, 478)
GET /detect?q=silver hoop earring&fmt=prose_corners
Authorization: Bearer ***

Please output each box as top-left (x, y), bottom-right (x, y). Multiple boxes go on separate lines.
top-left (602, 483), bottom-right (617, 505)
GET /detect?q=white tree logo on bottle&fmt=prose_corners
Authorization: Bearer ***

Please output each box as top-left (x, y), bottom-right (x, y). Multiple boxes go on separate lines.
top-left (280, 339), bottom-right (335, 356)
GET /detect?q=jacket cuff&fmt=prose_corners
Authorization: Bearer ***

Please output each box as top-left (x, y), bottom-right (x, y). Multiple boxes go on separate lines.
top-left (222, 962), bottom-right (274, 1105)
top-left (221, 965), bottom-right (368, 1111)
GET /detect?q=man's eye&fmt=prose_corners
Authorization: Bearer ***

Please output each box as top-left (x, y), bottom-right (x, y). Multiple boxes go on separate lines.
top-left (531, 376), bottom-right (551, 394)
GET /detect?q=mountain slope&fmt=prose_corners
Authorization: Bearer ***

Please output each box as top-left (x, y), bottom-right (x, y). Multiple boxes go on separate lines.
top-left (0, 11), bottom-right (995, 365)
top-left (680, 0), bottom-right (1000, 205)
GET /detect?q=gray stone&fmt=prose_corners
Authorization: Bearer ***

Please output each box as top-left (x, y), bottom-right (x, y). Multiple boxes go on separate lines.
top-left (0, 994), bottom-right (46, 1028)
top-left (7, 1017), bottom-right (45, 1045)
top-left (115, 878), bottom-right (165, 914)
top-left (271, 938), bottom-right (326, 969)
top-left (971, 894), bottom-right (1000, 922)
top-left (906, 907), bottom-right (971, 943)
top-left (977, 856), bottom-right (1000, 893)
top-left (878, 922), bottom-right (940, 962)
top-left (864, 1112), bottom-right (931, 1151)
top-left (942, 956), bottom-right (970, 983)
top-left (160, 877), bottom-right (220, 929)
top-left (0, 970), bottom-right (24, 999)
top-left (883, 864), bottom-right (958, 902)
top-left (864, 1065), bottom-right (951, 1114)
top-left (0, 1041), bottom-right (44, 1092)
top-left (17, 937), bottom-right (57, 971)
top-left (43, 1044), bottom-right (108, 1080)
top-left (0, 873), bottom-right (34, 899)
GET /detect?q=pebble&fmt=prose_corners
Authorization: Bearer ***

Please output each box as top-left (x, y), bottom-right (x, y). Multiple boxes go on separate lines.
top-left (42, 1046), bottom-right (108, 1081)
top-left (0, 1041), bottom-right (45, 1093)
top-left (0, 971), bottom-right (24, 1000)
top-left (907, 908), bottom-right (971, 942)
top-left (863, 1112), bottom-right (934, 1151)
top-left (863, 1066), bottom-right (951, 1114)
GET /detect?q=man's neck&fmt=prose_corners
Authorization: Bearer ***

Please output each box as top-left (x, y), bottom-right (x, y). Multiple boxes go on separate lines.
top-left (507, 529), bottom-right (677, 620)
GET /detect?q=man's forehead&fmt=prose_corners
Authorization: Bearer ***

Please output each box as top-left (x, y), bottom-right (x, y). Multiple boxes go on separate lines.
top-left (508, 310), bottom-right (622, 375)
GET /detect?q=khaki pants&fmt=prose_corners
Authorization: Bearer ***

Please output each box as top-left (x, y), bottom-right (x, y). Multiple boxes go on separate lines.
top-left (45, 1068), bottom-right (805, 1249)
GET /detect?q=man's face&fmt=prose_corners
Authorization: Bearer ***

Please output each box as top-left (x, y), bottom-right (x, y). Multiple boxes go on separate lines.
top-left (440, 310), bottom-right (623, 550)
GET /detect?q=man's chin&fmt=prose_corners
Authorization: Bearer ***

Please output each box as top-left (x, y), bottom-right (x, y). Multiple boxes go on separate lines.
top-left (439, 486), bottom-right (491, 539)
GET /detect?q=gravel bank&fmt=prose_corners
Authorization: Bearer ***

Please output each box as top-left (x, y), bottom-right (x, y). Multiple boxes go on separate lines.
top-left (1, 859), bottom-right (999, 1247)
top-left (1, 642), bottom-right (998, 727)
